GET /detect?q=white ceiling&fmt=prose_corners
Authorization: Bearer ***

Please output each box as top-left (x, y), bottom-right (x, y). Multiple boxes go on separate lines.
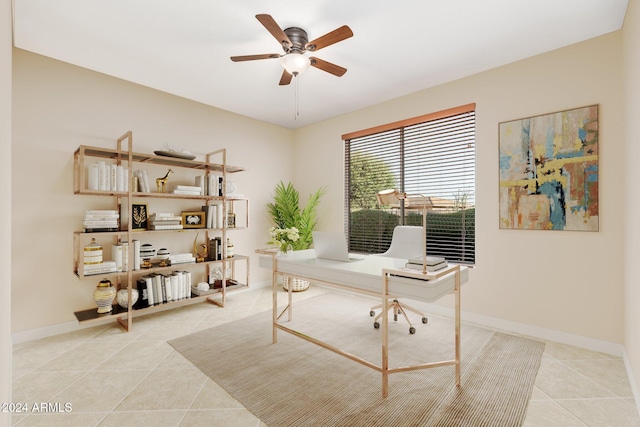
top-left (13, 0), bottom-right (628, 130)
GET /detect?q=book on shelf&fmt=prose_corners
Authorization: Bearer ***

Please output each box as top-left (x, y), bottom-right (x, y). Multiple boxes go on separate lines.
top-left (134, 279), bottom-right (149, 309)
top-left (201, 204), bottom-right (219, 229)
top-left (173, 189), bottom-right (202, 195)
top-left (149, 224), bottom-right (184, 230)
top-left (82, 261), bottom-right (117, 275)
top-left (408, 255), bottom-right (446, 266)
top-left (122, 241), bottom-right (129, 272)
top-left (208, 237), bottom-right (224, 261)
top-left (404, 255), bottom-right (448, 272)
top-left (83, 227), bottom-right (119, 233)
top-left (111, 243), bottom-right (123, 272)
top-left (83, 210), bottom-right (120, 232)
top-left (168, 253), bottom-right (196, 264)
top-left (87, 163), bottom-right (128, 192)
top-left (134, 170), bottom-right (151, 193)
top-left (133, 240), bottom-right (141, 270)
top-left (207, 175), bottom-right (224, 196)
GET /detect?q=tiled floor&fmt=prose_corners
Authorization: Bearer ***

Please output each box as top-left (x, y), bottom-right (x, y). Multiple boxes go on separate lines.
top-left (11, 286), bottom-right (640, 426)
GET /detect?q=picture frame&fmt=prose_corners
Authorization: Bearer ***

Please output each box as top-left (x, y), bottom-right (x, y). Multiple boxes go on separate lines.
top-left (182, 211), bottom-right (206, 229)
top-left (131, 203), bottom-right (149, 230)
top-left (498, 105), bottom-right (599, 231)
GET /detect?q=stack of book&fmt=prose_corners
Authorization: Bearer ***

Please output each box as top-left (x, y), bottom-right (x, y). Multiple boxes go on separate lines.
top-left (168, 252), bottom-right (196, 265)
top-left (173, 185), bottom-right (202, 196)
top-left (148, 213), bottom-right (183, 230)
top-left (405, 255), bottom-right (448, 272)
top-left (83, 260), bottom-right (117, 276)
top-left (83, 210), bottom-right (119, 232)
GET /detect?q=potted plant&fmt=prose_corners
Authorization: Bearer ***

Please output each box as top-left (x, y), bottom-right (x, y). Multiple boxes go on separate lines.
top-left (266, 181), bottom-right (326, 291)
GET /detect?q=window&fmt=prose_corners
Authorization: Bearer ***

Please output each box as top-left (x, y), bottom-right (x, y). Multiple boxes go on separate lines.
top-left (343, 104), bottom-right (476, 264)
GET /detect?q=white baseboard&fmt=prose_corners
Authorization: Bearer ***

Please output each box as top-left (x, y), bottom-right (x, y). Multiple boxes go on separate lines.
top-left (623, 350), bottom-right (640, 414)
top-left (13, 282), bottom-right (275, 345)
top-left (12, 320), bottom-right (99, 345)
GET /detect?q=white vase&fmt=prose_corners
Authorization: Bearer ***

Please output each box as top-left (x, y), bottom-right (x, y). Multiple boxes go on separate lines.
top-left (116, 288), bottom-right (139, 309)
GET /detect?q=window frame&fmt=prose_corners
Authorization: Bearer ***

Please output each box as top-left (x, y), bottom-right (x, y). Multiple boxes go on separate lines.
top-left (342, 103), bottom-right (476, 265)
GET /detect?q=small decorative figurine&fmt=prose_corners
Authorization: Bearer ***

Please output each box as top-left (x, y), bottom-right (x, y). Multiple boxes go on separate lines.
top-left (156, 169), bottom-right (173, 193)
top-left (193, 234), bottom-right (208, 263)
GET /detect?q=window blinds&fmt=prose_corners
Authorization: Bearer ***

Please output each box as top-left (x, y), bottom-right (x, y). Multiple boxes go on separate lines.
top-left (344, 104), bottom-right (476, 264)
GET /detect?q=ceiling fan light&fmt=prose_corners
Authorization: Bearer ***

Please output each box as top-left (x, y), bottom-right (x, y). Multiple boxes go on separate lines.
top-left (281, 53), bottom-right (310, 76)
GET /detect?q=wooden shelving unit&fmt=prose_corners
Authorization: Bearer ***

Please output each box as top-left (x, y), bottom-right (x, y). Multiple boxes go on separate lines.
top-left (72, 131), bottom-right (249, 331)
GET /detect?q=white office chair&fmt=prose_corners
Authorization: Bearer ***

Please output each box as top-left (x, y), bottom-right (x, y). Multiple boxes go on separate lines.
top-left (369, 225), bottom-right (429, 334)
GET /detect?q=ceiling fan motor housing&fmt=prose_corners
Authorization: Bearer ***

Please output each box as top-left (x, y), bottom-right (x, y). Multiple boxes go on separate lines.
top-left (283, 27), bottom-right (309, 53)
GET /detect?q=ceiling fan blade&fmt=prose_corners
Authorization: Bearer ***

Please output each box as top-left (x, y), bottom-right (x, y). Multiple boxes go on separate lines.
top-left (279, 70), bottom-right (293, 86)
top-left (230, 53), bottom-right (280, 62)
top-left (256, 14), bottom-right (292, 48)
top-left (310, 57), bottom-right (347, 77)
top-left (306, 25), bottom-right (353, 52)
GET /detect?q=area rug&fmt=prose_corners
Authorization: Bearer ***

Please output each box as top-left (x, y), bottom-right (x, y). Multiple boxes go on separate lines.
top-left (169, 293), bottom-right (545, 426)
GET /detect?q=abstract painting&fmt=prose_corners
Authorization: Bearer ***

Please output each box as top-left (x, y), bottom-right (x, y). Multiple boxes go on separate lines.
top-left (499, 105), bottom-right (598, 231)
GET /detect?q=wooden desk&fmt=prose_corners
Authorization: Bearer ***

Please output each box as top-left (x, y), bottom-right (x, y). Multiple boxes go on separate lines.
top-left (257, 249), bottom-right (468, 398)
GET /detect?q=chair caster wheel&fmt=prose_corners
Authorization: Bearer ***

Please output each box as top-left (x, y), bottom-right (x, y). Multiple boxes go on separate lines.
top-left (409, 327), bottom-right (416, 334)
top-left (422, 317), bottom-right (428, 324)
top-left (374, 322), bottom-right (380, 329)
top-left (370, 310), bottom-right (375, 317)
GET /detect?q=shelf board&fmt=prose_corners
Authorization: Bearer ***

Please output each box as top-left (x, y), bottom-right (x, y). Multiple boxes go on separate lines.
top-left (75, 255), bottom-right (249, 279)
top-left (75, 145), bottom-right (245, 173)
top-left (74, 282), bottom-right (248, 324)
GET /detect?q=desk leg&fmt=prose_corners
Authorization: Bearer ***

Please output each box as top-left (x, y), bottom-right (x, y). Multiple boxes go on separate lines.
top-left (455, 266), bottom-right (461, 386)
top-left (382, 272), bottom-right (389, 398)
top-left (288, 277), bottom-right (293, 322)
top-left (272, 262), bottom-right (278, 344)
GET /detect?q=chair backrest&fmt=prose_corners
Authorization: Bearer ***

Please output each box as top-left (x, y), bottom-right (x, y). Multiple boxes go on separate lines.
top-left (380, 226), bottom-right (424, 259)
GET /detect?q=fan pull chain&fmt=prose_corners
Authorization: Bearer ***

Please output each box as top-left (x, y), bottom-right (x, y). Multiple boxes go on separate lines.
top-left (294, 74), bottom-right (300, 120)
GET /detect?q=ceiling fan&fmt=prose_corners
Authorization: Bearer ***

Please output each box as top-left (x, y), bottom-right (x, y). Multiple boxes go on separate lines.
top-left (230, 14), bottom-right (353, 86)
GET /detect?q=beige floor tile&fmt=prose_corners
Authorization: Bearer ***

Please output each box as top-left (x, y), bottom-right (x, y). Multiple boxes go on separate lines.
top-left (98, 410), bottom-right (187, 427)
top-left (115, 369), bottom-right (208, 411)
top-left (85, 320), bottom-right (156, 343)
top-left (562, 358), bottom-right (634, 397)
top-left (12, 371), bottom-right (86, 403)
top-left (523, 400), bottom-right (586, 426)
top-left (94, 340), bottom-right (174, 371)
top-left (529, 386), bottom-right (552, 401)
top-left (135, 321), bottom-right (200, 342)
top-left (189, 379), bottom-right (243, 410)
top-left (50, 369), bottom-right (151, 413)
top-left (558, 398), bottom-right (640, 427)
top-left (178, 409), bottom-right (261, 427)
top-left (156, 350), bottom-right (202, 371)
top-left (543, 340), bottom-right (617, 360)
top-left (11, 412), bottom-right (106, 427)
top-left (35, 342), bottom-right (125, 372)
top-left (534, 356), bottom-right (616, 399)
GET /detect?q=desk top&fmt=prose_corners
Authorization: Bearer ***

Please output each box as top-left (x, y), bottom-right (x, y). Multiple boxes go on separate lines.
top-left (258, 249), bottom-right (468, 303)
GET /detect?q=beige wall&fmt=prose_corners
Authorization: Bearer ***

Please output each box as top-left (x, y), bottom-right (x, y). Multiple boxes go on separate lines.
top-left (2, 0), bottom-right (13, 420)
top-left (10, 6), bottom-right (633, 370)
top-left (11, 49), bottom-right (294, 332)
top-left (624, 0), bottom-right (640, 399)
top-left (294, 32), bottom-right (625, 348)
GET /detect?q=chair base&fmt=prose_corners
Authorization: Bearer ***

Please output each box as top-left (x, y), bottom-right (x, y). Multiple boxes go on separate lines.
top-left (370, 299), bottom-right (428, 334)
